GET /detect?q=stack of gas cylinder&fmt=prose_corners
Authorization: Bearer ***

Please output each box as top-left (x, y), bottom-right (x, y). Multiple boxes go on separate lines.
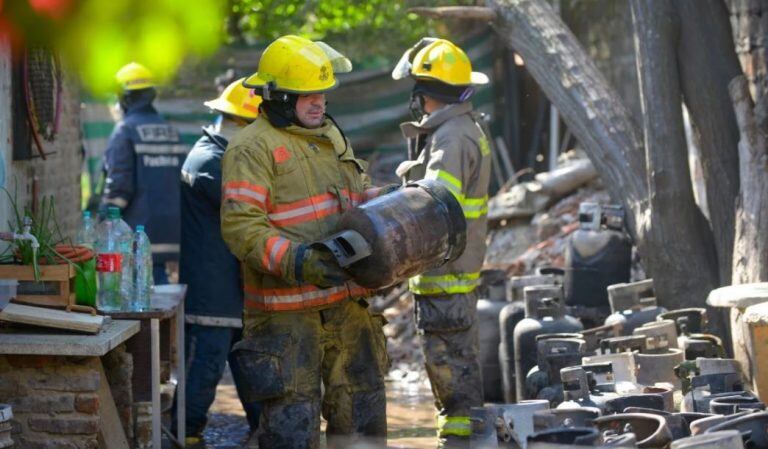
top-left (473, 203), bottom-right (766, 448)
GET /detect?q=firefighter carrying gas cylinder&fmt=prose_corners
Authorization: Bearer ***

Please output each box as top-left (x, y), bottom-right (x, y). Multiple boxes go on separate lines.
top-left (220, 35), bottom-right (395, 449)
top-left (393, 38), bottom-right (492, 449)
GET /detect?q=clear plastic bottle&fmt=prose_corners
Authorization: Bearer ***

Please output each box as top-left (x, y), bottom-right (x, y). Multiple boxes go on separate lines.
top-left (108, 207), bottom-right (134, 309)
top-left (131, 225), bottom-right (153, 311)
top-left (96, 208), bottom-right (124, 311)
top-left (77, 211), bottom-right (96, 246)
top-left (75, 211), bottom-right (98, 308)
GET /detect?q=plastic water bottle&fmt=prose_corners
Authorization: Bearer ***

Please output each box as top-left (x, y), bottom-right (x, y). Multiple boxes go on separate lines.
top-left (77, 211), bottom-right (96, 246)
top-left (109, 207), bottom-right (134, 308)
top-left (131, 225), bottom-right (153, 311)
top-left (74, 211), bottom-right (98, 308)
top-left (96, 208), bottom-right (124, 311)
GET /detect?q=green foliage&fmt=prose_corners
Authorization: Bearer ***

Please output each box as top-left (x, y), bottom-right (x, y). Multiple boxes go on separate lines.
top-left (230, 0), bottom-right (478, 67)
top-left (1, 0), bottom-right (226, 95)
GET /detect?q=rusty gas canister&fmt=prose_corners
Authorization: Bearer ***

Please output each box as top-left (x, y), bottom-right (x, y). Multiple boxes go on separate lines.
top-left (318, 179), bottom-right (466, 289)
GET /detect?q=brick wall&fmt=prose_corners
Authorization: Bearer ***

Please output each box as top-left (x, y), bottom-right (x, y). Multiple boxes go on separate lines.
top-left (0, 355), bottom-right (101, 449)
top-left (0, 42), bottom-right (83, 245)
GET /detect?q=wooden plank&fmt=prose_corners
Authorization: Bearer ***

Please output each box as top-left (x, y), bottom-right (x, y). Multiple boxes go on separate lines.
top-left (96, 360), bottom-right (131, 449)
top-left (0, 264), bottom-right (74, 281)
top-left (0, 303), bottom-right (103, 334)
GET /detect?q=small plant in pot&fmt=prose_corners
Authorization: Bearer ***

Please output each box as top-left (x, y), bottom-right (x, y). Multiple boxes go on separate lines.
top-left (0, 189), bottom-right (96, 312)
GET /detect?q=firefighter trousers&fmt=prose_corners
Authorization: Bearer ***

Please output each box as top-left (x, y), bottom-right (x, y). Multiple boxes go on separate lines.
top-left (234, 298), bottom-right (388, 449)
top-left (415, 291), bottom-right (483, 444)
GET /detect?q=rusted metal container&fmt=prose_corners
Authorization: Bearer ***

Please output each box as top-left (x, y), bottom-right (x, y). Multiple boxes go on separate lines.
top-left (327, 179), bottom-right (466, 289)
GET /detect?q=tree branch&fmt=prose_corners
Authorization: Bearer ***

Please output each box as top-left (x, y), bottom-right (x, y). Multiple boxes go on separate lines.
top-left (407, 6), bottom-right (495, 21)
top-left (486, 0), bottom-right (648, 232)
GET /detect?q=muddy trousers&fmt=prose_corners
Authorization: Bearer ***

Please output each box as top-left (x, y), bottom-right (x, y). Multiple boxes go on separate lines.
top-left (171, 324), bottom-right (262, 436)
top-left (415, 292), bottom-right (483, 445)
top-left (233, 299), bottom-right (388, 449)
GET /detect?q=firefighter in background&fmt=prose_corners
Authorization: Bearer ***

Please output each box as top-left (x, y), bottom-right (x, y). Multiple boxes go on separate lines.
top-left (174, 79), bottom-right (263, 446)
top-left (220, 35), bottom-right (395, 448)
top-left (392, 38), bottom-right (492, 449)
top-left (100, 62), bottom-right (186, 283)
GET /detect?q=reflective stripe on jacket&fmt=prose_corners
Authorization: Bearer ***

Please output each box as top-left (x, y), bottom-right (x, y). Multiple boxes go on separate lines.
top-left (102, 101), bottom-right (186, 263)
top-left (397, 102), bottom-right (492, 296)
top-left (220, 115), bottom-right (381, 313)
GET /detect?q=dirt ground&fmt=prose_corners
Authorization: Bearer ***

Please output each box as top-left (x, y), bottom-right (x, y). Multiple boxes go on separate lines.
top-left (198, 367), bottom-right (438, 449)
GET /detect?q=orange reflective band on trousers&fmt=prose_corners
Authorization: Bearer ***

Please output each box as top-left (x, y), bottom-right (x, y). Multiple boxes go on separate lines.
top-left (244, 283), bottom-right (372, 312)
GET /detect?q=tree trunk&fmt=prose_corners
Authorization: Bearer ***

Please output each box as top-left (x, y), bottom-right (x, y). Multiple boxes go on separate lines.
top-left (730, 76), bottom-right (768, 284)
top-left (675, 0), bottom-right (742, 284)
top-left (486, 0), bottom-right (725, 312)
top-left (486, 0), bottom-right (648, 228)
top-left (630, 0), bottom-right (721, 317)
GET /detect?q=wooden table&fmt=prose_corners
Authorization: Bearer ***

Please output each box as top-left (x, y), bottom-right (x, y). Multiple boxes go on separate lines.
top-left (108, 285), bottom-right (187, 449)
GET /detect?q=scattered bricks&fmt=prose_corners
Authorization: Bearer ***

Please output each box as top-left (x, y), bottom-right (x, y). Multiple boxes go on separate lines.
top-left (11, 394), bottom-right (75, 413)
top-left (27, 369), bottom-right (100, 392)
top-left (28, 416), bottom-right (99, 435)
top-left (74, 395), bottom-right (99, 415)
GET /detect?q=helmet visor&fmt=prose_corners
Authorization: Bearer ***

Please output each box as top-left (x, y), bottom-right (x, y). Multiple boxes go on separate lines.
top-left (315, 41), bottom-right (353, 74)
top-left (392, 37), bottom-right (439, 80)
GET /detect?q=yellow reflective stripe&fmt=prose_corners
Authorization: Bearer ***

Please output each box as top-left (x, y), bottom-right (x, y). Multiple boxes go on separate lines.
top-left (410, 272), bottom-right (481, 295)
top-left (479, 136), bottom-right (491, 156)
top-left (462, 195), bottom-right (488, 219)
top-left (435, 170), bottom-right (462, 197)
top-left (437, 415), bottom-right (471, 437)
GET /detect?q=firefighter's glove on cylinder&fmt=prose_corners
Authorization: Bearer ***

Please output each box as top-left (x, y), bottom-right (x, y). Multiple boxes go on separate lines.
top-left (297, 245), bottom-right (351, 288)
top-left (379, 184), bottom-right (401, 196)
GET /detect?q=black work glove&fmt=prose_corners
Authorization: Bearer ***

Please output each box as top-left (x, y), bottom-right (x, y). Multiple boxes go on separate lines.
top-left (297, 246), bottom-right (351, 288)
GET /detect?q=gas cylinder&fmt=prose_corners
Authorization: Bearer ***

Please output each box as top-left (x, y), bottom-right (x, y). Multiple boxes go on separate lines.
top-left (499, 299), bottom-right (526, 403)
top-left (514, 285), bottom-right (583, 401)
top-left (563, 203), bottom-right (631, 312)
top-left (605, 279), bottom-right (667, 335)
top-left (319, 179), bottom-right (466, 289)
top-left (478, 297), bottom-right (506, 402)
top-left (525, 335), bottom-right (586, 405)
top-left (658, 308), bottom-right (726, 359)
top-left (507, 274), bottom-right (559, 302)
top-left (555, 366), bottom-right (618, 412)
top-left (501, 276), bottom-right (560, 403)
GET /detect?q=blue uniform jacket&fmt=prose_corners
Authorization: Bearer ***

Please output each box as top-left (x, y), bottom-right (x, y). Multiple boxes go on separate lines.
top-left (102, 100), bottom-right (187, 264)
top-left (179, 126), bottom-right (243, 325)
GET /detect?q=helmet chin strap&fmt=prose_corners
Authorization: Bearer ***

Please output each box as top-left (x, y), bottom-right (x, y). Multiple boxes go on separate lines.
top-left (409, 92), bottom-right (426, 121)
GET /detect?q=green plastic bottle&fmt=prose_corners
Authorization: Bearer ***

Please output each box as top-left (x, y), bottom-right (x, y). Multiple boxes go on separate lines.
top-left (74, 211), bottom-right (97, 307)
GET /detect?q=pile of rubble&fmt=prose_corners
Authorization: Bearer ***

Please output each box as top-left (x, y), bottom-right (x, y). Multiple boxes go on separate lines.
top-left (484, 150), bottom-right (644, 279)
